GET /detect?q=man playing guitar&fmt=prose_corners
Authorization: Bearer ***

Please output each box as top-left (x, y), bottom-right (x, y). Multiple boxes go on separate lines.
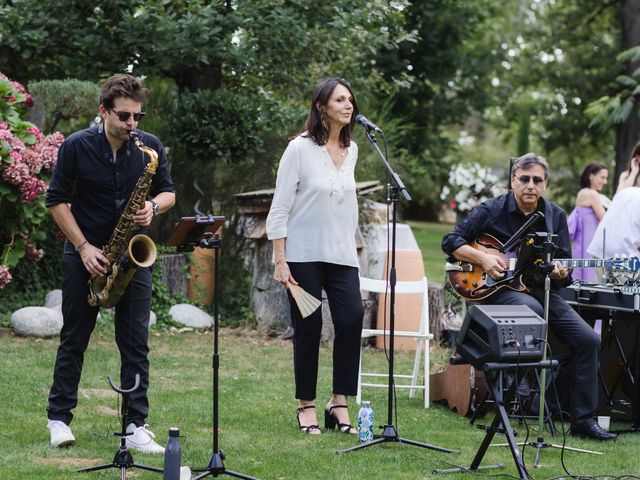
top-left (442, 153), bottom-right (616, 441)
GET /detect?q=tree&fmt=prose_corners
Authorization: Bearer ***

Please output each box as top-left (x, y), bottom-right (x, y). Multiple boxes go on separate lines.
top-left (0, 0), bottom-right (234, 92)
top-left (370, 0), bottom-right (517, 217)
top-left (586, 0), bottom-right (640, 188)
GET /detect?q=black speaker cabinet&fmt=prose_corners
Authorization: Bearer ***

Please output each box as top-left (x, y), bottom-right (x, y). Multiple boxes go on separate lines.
top-left (456, 304), bottom-right (546, 369)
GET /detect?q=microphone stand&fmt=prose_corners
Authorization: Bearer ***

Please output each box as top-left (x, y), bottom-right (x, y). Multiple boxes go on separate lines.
top-left (339, 127), bottom-right (457, 455)
top-left (493, 233), bottom-right (601, 465)
top-left (526, 234), bottom-right (566, 466)
top-left (525, 234), bottom-right (600, 466)
top-left (78, 374), bottom-right (163, 478)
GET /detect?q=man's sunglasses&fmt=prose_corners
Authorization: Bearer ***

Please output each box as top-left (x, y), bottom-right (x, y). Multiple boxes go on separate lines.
top-left (516, 175), bottom-right (545, 185)
top-left (111, 110), bottom-right (146, 122)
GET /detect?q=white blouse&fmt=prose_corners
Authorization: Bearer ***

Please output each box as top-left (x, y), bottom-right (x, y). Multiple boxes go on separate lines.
top-left (588, 187), bottom-right (640, 258)
top-left (266, 135), bottom-right (359, 268)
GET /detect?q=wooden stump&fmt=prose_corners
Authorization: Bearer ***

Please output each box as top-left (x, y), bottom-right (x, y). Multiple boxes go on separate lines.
top-left (158, 253), bottom-right (188, 298)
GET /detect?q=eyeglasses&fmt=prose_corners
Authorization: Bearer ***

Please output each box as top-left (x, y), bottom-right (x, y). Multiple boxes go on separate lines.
top-left (111, 110), bottom-right (146, 122)
top-left (516, 175), bottom-right (545, 185)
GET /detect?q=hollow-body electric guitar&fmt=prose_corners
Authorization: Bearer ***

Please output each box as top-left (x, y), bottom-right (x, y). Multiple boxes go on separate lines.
top-left (446, 234), bottom-right (640, 301)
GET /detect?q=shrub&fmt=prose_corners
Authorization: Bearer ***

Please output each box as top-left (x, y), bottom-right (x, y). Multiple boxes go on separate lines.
top-left (439, 162), bottom-right (505, 217)
top-left (0, 72), bottom-right (64, 289)
top-left (27, 79), bottom-right (100, 134)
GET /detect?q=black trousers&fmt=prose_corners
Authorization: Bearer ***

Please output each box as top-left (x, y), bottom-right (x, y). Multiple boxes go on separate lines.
top-left (489, 289), bottom-right (600, 424)
top-left (287, 262), bottom-right (363, 400)
top-left (47, 242), bottom-right (152, 426)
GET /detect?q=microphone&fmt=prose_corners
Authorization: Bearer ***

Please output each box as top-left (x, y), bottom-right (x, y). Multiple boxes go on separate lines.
top-left (499, 211), bottom-right (544, 254)
top-left (354, 114), bottom-right (383, 133)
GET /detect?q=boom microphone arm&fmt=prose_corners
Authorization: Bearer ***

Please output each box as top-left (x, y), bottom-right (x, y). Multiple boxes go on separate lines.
top-left (500, 211), bottom-right (544, 254)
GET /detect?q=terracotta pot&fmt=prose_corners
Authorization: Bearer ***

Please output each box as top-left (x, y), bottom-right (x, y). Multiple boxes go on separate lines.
top-left (188, 247), bottom-right (215, 306)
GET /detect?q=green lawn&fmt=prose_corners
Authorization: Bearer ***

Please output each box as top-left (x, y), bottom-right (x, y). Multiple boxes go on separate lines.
top-left (407, 220), bottom-right (453, 284)
top-left (1, 324), bottom-right (638, 479)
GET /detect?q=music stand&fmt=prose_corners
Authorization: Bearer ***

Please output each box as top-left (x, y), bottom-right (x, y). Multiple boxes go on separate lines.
top-left (78, 374), bottom-right (163, 478)
top-left (339, 127), bottom-right (456, 455)
top-left (164, 215), bottom-right (225, 252)
top-left (165, 215), bottom-right (258, 480)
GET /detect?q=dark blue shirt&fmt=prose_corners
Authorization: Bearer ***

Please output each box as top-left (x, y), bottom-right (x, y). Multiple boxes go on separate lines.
top-left (441, 192), bottom-right (572, 289)
top-left (46, 124), bottom-right (175, 247)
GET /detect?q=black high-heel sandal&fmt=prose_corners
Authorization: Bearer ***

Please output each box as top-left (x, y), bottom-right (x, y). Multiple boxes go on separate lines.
top-left (324, 404), bottom-right (356, 434)
top-left (296, 405), bottom-right (321, 434)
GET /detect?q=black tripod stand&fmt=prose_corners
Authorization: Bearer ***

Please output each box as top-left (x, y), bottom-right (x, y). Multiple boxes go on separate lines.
top-left (434, 359), bottom-right (558, 480)
top-left (339, 126), bottom-right (456, 455)
top-left (79, 374), bottom-right (163, 478)
top-left (166, 215), bottom-right (258, 480)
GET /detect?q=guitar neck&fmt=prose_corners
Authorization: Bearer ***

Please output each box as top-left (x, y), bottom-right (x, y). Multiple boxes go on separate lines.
top-left (557, 258), bottom-right (604, 269)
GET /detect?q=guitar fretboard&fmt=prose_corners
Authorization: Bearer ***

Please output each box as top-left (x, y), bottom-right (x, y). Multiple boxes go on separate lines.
top-left (558, 259), bottom-right (604, 269)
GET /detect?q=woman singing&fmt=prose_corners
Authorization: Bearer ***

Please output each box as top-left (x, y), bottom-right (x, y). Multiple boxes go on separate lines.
top-left (266, 78), bottom-right (363, 436)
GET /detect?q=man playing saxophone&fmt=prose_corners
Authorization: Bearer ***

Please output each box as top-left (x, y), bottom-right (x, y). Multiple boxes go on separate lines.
top-left (45, 74), bottom-right (176, 452)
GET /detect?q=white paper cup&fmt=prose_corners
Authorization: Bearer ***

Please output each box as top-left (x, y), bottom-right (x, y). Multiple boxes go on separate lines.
top-left (180, 466), bottom-right (192, 480)
top-left (597, 415), bottom-right (610, 431)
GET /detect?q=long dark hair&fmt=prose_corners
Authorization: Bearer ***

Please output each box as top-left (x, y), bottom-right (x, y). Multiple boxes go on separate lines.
top-left (579, 162), bottom-right (607, 189)
top-left (301, 78), bottom-right (358, 148)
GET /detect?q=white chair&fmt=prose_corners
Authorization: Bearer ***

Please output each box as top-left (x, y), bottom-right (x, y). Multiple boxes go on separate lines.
top-left (356, 276), bottom-right (432, 408)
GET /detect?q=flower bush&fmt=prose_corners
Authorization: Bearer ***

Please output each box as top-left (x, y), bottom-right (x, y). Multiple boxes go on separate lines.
top-left (440, 162), bottom-right (505, 216)
top-left (0, 72), bottom-right (64, 288)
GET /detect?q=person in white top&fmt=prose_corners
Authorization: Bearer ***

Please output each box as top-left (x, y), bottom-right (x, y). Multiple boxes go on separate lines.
top-left (266, 78), bottom-right (363, 436)
top-left (587, 186), bottom-right (640, 259)
top-left (588, 142), bottom-right (640, 260)
top-left (616, 141), bottom-right (640, 192)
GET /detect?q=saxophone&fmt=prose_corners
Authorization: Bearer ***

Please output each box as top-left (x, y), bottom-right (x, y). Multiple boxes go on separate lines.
top-left (87, 131), bottom-right (158, 308)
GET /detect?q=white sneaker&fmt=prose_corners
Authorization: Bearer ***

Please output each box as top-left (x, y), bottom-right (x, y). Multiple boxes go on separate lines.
top-left (125, 423), bottom-right (165, 454)
top-left (48, 420), bottom-right (75, 447)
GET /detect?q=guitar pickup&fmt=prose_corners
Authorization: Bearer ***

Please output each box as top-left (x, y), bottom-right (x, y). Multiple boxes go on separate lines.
top-left (445, 262), bottom-right (474, 272)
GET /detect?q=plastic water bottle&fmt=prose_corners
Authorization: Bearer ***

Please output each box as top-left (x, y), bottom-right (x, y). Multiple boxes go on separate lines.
top-left (163, 427), bottom-right (181, 480)
top-left (357, 401), bottom-right (374, 443)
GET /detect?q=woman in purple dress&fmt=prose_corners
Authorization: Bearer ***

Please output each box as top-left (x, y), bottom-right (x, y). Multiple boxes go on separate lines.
top-left (567, 162), bottom-right (609, 282)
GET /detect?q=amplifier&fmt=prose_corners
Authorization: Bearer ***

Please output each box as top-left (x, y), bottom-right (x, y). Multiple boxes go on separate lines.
top-left (456, 305), bottom-right (546, 369)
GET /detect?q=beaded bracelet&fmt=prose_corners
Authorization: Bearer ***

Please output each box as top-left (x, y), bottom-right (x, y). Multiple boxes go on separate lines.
top-left (75, 240), bottom-right (88, 252)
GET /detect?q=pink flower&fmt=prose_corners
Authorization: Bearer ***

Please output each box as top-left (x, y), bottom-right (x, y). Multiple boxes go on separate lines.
top-left (18, 177), bottom-right (47, 202)
top-left (24, 243), bottom-right (44, 262)
top-left (47, 131), bottom-right (65, 147)
top-left (27, 126), bottom-right (44, 142)
top-left (1, 159), bottom-right (30, 186)
top-left (10, 80), bottom-right (26, 94)
top-left (4, 132), bottom-right (25, 152)
top-left (0, 265), bottom-right (12, 289)
top-left (0, 128), bottom-right (12, 142)
top-left (21, 147), bottom-right (45, 175)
